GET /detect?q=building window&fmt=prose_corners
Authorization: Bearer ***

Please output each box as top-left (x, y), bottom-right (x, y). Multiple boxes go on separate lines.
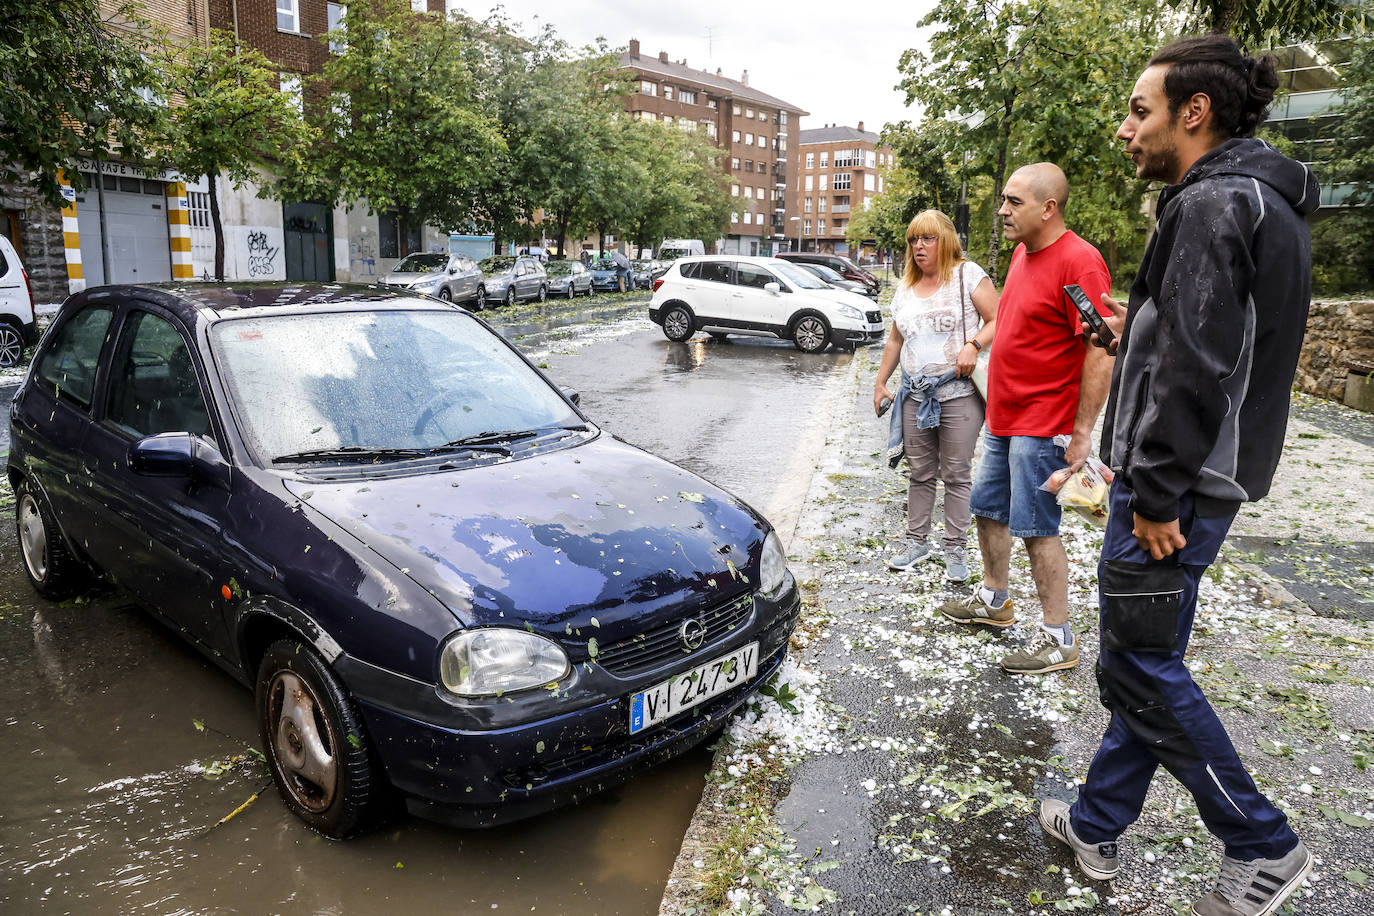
top-left (804, 175), bottom-right (813, 191)
top-left (834, 149), bottom-right (851, 168)
top-left (803, 197), bottom-right (812, 213)
top-left (378, 212), bottom-right (420, 259)
top-left (732, 130), bottom-right (741, 142)
top-left (833, 172), bottom-right (851, 190)
top-left (326, 2), bottom-right (346, 52)
top-left (744, 159), bottom-right (753, 172)
top-left (745, 107), bottom-right (754, 118)
top-left (744, 133), bottom-right (753, 146)
top-left (818, 219), bottom-right (826, 235)
top-left (866, 150), bottom-right (876, 168)
top-left (805, 152), bottom-right (814, 169)
top-left (707, 97), bottom-right (717, 109)
top-left (187, 191), bottom-right (211, 229)
top-left (865, 173), bottom-right (876, 191)
top-left (732, 212), bottom-right (740, 224)
top-left (663, 85), bottom-right (674, 100)
top-left (803, 219), bottom-right (812, 235)
top-left (819, 151), bottom-right (828, 167)
top-left (277, 0), bottom-right (299, 31)
top-left (819, 173), bottom-right (828, 191)
top-left (641, 81), bottom-right (657, 96)
top-left (818, 197), bottom-right (826, 212)
top-left (679, 89), bottom-right (696, 104)
top-left (410, 0), bottom-right (424, 10)
top-left (731, 157), bottom-right (741, 169)
top-left (778, 138), bottom-right (786, 151)
top-left (779, 111), bottom-right (787, 127)
top-left (878, 175), bottom-right (884, 193)
top-left (705, 122), bottom-right (717, 139)
top-left (733, 103), bottom-right (742, 115)
top-left (280, 74), bottom-right (303, 114)
top-left (731, 184), bottom-right (740, 196)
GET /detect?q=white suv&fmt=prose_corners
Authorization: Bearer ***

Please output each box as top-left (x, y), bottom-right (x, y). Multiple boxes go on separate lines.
top-left (0, 236), bottom-right (38, 368)
top-left (648, 255), bottom-right (883, 353)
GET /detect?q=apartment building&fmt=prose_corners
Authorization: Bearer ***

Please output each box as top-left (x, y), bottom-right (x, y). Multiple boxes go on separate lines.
top-left (620, 39), bottom-right (807, 256)
top-left (795, 124), bottom-right (894, 258)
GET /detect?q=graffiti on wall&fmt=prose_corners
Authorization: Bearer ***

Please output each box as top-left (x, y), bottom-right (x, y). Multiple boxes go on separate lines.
top-left (246, 230), bottom-right (280, 277)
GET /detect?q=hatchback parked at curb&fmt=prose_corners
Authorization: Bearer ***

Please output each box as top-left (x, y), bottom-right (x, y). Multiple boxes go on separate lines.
top-left (544, 259), bottom-right (592, 298)
top-left (377, 252), bottom-right (484, 306)
top-left (649, 256), bottom-right (883, 352)
top-left (9, 282), bottom-right (799, 837)
top-left (478, 255), bottom-right (547, 307)
top-left (0, 235), bottom-right (39, 368)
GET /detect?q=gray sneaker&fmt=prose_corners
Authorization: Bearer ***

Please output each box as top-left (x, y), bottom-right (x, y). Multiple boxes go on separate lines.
top-left (1000, 628), bottom-right (1079, 674)
top-left (943, 545), bottom-right (970, 583)
top-left (888, 539), bottom-right (932, 571)
top-left (937, 590), bottom-right (1015, 628)
top-left (1039, 799), bottom-right (1119, 881)
top-left (1192, 840), bottom-right (1312, 916)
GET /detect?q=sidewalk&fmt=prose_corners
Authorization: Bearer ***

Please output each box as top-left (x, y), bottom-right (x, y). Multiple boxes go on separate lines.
top-left (662, 347), bottom-right (1374, 916)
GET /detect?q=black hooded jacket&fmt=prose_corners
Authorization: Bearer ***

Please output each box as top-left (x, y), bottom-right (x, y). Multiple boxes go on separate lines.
top-left (1100, 138), bottom-right (1321, 522)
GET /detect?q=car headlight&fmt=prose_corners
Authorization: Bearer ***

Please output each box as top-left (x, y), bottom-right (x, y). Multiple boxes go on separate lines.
top-left (838, 304), bottom-right (864, 321)
top-left (759, 530), bottom-right (788, 595)
top-left (439, 628), bottom-right (570, 697)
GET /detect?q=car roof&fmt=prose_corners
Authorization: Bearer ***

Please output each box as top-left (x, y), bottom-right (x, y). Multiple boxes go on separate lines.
top-left (64, 282), bottom-right (452, 323)
top-left (672, 255), bottom-right (793, 266)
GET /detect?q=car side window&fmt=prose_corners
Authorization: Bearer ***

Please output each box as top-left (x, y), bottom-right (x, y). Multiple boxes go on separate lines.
top-left (678, 261), bottom-right (700, 280)
top-left (37, 305), bottom-right (116, 410)
top-left (106, 310), bottom-right (213, 441)
top-left (735, 264), bottom-right (775, 290)
top-left (698, 260), bottom-right (733, 284)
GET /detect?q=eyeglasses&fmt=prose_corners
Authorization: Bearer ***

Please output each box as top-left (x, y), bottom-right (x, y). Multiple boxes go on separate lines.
top-left (908, 234), bottom-right (938, 245)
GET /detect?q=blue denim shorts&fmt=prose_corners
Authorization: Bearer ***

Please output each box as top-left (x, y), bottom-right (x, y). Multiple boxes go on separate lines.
top-left (969, 433), bottom-right (1065, 538)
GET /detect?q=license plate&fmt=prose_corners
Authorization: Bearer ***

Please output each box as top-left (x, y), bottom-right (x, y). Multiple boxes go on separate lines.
top-left (628, 642), bottom-right (759, 735)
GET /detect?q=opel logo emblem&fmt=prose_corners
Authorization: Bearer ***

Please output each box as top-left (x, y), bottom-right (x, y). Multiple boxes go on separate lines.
top-left (678, 618), bottom-right (705, 651)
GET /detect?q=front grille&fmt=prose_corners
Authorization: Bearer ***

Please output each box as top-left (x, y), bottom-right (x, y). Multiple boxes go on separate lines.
top-left (866, 310), bottom-right (881, 323)
top-left (597, 593), bottom-right (753, 676)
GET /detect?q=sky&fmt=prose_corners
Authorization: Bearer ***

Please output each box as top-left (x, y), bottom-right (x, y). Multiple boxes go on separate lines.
top-left (451, 0), bottom-right (939, 135)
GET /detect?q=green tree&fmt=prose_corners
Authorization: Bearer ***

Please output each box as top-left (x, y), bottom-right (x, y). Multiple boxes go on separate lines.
top-left (1311, 28), bottom-right (1374, 293)
top-left (295, 0), bottom-right (501, 250)
top-left (621, 118), bottom-right (731, 253)
top-left (156, 30), bottom-right (314, 280)
top-left (846, 125), bottom-right (959, 260)
top-left (1166, 0), bottom-right (1357, 46)
top-left (0, 0), bottom-right (165, 207)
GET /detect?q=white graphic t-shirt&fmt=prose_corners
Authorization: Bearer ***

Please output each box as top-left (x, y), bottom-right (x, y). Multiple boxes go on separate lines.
top-left (891, 260), bottom-right (987, 402)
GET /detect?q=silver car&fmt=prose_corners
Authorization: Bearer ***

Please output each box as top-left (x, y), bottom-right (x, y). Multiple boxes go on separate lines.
top-left (379, 252), bottom-right (484, 306)
top-left (544, 260), bottom-right (592, 298)
top-left (479, 255), bottom-right (547, 307)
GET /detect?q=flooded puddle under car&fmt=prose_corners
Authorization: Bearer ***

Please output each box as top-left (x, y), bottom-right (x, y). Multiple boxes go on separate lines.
top-left (7, 282), bottom-right (799, 837)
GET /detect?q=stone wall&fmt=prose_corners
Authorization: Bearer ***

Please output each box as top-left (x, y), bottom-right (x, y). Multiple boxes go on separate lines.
top-left (1297, 299), bottom-right (1374, 403)
top-left (1, 181), bottom-right (69, 304)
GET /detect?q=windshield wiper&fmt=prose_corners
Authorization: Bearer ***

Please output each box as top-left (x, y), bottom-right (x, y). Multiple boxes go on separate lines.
top-left (427, 426), bottom-right (589, 455)
top-left (272, 446), bottom-right (427, 464)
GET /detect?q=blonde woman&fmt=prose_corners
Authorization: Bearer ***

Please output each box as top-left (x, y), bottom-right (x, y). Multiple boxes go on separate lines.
top-left (874, 210), bottom-right (998, 582)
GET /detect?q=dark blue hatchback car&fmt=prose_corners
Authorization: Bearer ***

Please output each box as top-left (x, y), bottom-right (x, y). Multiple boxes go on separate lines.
top-left (7, 283), bottom-right (799, 837)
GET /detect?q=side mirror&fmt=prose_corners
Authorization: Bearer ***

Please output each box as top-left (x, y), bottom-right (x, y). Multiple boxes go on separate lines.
top-left (448, 265), bottom-right (459, 274)
top-left (130, 432), bottom-right (231, 489)
top-left (560, 386), bottom-right (581, 406)
top-left (763, 282), bottom-right (781, 295)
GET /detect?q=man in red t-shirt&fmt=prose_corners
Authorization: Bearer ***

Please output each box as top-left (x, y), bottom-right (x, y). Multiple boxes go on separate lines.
top-left (937, 162), bottom-right (1114, 675)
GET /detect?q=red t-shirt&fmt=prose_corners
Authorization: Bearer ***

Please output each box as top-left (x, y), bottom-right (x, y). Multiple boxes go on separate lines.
top-left (986, 231), bottom-right (1111, 437)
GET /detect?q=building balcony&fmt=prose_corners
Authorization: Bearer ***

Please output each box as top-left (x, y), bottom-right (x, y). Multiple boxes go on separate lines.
top-left (831, 203), bottom-right (850, 213)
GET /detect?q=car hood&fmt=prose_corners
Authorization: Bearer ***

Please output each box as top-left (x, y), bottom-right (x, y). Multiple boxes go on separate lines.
top-left (282, 436), bottom-right (766, 643)
top-left (807, 287), bottom-right (875, 309)
top-left (380, 271), bottom-right (440, 285)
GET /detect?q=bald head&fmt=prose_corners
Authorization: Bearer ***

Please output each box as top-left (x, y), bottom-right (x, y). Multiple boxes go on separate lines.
top-left (1013, 162), bottom-right (1070, 212)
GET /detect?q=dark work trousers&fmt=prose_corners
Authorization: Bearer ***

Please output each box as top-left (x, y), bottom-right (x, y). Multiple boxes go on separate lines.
top-left (1070, 482), bottom-right (1300, 861)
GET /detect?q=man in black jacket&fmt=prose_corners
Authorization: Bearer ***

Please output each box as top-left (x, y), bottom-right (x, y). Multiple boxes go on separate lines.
top-left (1036, 35), bottom-right (1321, 916)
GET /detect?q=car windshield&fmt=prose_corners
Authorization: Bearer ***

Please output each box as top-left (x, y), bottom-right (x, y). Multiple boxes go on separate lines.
top-left (393, 253), bottom-right (447, 273)
top-left (631, 260), bottom-right (651, 270)
top-left (210, 309), bottom-right (581, 464)
top-left (772, 262), bottom-right (830, 290)
top-left (590, 258), bottom-right (617, 270)
top-left (479, 256), bottom-right (515, 274)
top-left (545, 261), bottom-right (573, 276)
top-left (801, 263), bottom-right (845, 283)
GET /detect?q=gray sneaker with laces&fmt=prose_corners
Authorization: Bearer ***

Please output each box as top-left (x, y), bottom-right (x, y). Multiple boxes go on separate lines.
top-left (937, 590), bottom-right (1015, 628)
top-left (1038, 799), bottom-right (1119, 881)
top-left (1191, 840), bottom-right (1312, 916)
top-left (888, 539), bottom-right (932, 571)
top-left (1000, 628), bottom-right (1079, 674)
top-left (943, 545), bottom-right (970, 583)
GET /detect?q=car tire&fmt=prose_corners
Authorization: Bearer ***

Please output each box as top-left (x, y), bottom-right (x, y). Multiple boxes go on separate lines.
top-left (438, 287), bottom-right (452, 302)
top-left (256, 639), bottom-right (384, 840)
top-left (504, 287), bottom-right (515, 308)
top-left (565, 282), bottom-right (575, 300)
top-left (662, 305), bottom-right (694, 342)
top-left (15, 479), bottom-right (90, 600)
top-left (791, 314), bottom-right (830, 353)
top-left (0, 319), bottom-right (25, 369)
top-left (537, 284), bottom-right (547, 303)
top-left (474, 287), bottom-right (486, 310)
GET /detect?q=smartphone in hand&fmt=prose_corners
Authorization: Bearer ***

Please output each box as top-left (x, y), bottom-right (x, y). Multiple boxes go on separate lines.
top-left (1063, 284), bottom-right (1116, 347)
top-left (877, 396), bottom-right (894, 417)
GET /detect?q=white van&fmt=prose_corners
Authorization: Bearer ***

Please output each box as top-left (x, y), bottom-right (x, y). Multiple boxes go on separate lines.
top-left (0, 236), bottom-right (38, 369)
top-left (652, 239), bottom-right (705, 279)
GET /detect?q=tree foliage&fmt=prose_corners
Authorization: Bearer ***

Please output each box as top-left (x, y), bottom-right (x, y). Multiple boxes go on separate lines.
top-left (0, 0), bottom-right (165, 207)
top-left (622, 118), bottom-right (732, 252)
top-left (1166, 0), bottom-right (1358, 47)
top-left (1311, 28), bottom-right (1374, 293)
top-left (291, 0), bottom-right (502, 248)
top-left (845, 126), bottom-right (958, 259)
top-left (155, 30), bottom-right (313, 279)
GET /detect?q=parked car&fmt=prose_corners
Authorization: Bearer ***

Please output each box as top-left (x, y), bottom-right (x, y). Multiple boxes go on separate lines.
top-left (378, 252), bottom-right (484, 307)
top-left (478, 255), bottom-right (547, 307)
top-left (649, 256), bottom-right (883, 353)
top-left (791, 262), bottom-right (872, 297)
top-left (8, 282), bottom-right (799, 836)
top-left (0, 235), bottom-right (39, 368)
top-left (775, 252), bottom-right (880, 298)
top-left (589, 256), bottom-right (633, 293)
top-left (631, 260), bottom-right (654, 290)
top-left (544, 260), bottom-right (592, 298)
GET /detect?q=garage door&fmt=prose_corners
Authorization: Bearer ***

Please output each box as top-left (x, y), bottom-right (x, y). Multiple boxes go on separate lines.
top-left (75, 174), bottom-right (172, 287)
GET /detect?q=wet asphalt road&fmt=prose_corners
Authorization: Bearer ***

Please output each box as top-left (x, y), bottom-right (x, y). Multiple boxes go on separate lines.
top-left (0, 295), bottom-right (856, 915)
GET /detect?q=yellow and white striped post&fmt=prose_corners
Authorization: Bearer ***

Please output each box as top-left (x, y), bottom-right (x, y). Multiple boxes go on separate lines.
top-left (58, 170), bottom-right (84, 294)
top-left (166, 180), bottom-right (194, 281)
